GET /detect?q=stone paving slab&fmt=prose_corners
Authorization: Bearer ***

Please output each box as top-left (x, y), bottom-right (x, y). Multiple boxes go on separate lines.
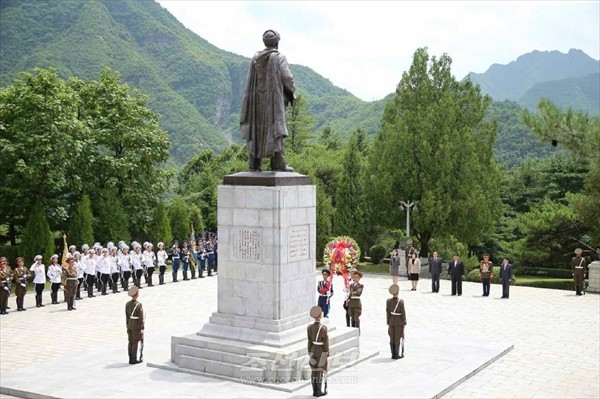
top-left (1, 273), bottom-right (598, 398)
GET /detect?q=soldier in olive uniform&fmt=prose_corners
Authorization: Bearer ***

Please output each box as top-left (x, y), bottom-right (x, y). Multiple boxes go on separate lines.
top-left (0, 257), bottom-right (12, 315)
top-left (386, 284), bottom-right (406, 359)
top-left (126, 286), bottom-right (145, 364)
top-left (13, 257), bottom-right (30, 311)
top-left (64, 258), bottom-right (78, 311)
top-left (572, 248), bottom-right (587, 296)
top-left (347, 270), bottom-right (364, 331)
top-left (307, 305), bottom-right (329, 397)
top-left (479, 252), bottom-right (494, 297)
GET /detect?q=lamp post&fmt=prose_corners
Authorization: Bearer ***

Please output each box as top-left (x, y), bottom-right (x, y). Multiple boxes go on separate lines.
top-left (400, 201), bottom-right (415, 238)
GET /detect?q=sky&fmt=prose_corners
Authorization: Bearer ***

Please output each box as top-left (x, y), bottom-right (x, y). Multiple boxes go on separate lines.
top-left (157, 1), bottom-right (600, 102)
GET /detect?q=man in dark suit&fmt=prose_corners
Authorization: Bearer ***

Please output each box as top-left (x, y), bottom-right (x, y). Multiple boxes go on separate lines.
top-left (447, 254), bottom-right (465, 296)
top-left (429, 251), bottom-right (443, 293)
top-left (499, 257), bottom-right (514, 299)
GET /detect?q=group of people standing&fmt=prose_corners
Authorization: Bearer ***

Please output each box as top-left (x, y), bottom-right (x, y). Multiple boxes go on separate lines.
top-left (0, 234), bottom-right (218, 315)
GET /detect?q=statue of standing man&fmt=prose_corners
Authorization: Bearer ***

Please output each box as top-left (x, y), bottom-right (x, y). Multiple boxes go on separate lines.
top-left (240, 29), bottom-right (295, 172)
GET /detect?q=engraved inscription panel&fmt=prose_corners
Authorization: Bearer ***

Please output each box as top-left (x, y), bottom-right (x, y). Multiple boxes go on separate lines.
top-left (288, 225), bottom-right (309, 262)
top-left (233, 228), bottom-right (261, 262)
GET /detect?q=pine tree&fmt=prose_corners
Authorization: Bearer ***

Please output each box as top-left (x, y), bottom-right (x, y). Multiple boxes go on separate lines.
top-left (169, 196), bottom-right (189, 242)
top-left (149, 201), bottom-right (173, 246)
top-left (69, 194), bottom-right (94, 248)
top-left (316, 180), bottom-right (334, 259)
top-left (94, 188), bottom-right (131, 244)
top-left (189, 205), bottom-right (206, 237)
top-left (21, 201), bottom-right (55, 263)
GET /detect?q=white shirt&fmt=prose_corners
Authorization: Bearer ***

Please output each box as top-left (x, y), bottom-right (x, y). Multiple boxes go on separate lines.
top-left (130, 252), bottom-right (143, 270)
top-left (157, 250), bottom-right (168, 266)
top-left (76, 261), bottom-right (85, 278)
top-left (109, 255), bottom-right (119, 274)
top-left (118, 253), bottom-right (131, 272)
top-left (98, 256), bottom-right (111, 274)
top-left (30, 263), bottom-right (46, 284)
top-left (143, 250), bottom-right (156, 268)
top-left (84, 257), bottom-right (97, 275)
top-left (47, 263), bottom-right (62, 283)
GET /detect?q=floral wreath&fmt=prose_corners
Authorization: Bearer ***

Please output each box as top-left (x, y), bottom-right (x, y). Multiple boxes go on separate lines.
top-left (323, 236), bottom-right (360, 289)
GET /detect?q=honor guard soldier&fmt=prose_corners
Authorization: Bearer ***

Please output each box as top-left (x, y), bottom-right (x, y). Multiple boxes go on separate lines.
top-left (308, 306), bottom-right (329, 397)
top-left (110, 246), bottom-right (120, 293)
top-left (74, 252), bottom-right (85, 300)
top-left (80, 244), bottom-right (90, 290)
top-left (30, 255), bottom-right (46, 307)
top-left (572, 248), bottom-right (588, 295)
top-left (386, 284), bottom-right (407, 359)
top-left (118, 245), bottom-right (132, 290)
top-left (0, 257), bottom-right (12, 315)
top-left (98, 248), bottom-right (112, 295)
top-left (347, 270), bottom-right (364, 332)
top-left (64, 257), bottom-right (78, 311)
top-left (131, 243), bottom-right (144, 288)
top-left (156, 242), bottom-right (168, 285)
top-left (170, 240), bottom-right (180, 282)
top-left (13, 257), bottom-right (30, 311)
top-left (317, 269), bottom-right (333, 318)
top-left (181, 241), bottom-right (190, 281)
top-left (126, 286), bottom-right (145, 365)
top-left (84, 251), bottom-right (97, 298)
top-left (142, 242), bottom-right (156, 286)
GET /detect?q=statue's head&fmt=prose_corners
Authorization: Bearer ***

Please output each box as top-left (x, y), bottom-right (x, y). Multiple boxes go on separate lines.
top-left (262, 29), bottom-right (280, 48)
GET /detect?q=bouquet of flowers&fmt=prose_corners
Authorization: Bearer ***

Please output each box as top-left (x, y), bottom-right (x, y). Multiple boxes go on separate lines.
top-left (323, 236), bottom-right (360, 290)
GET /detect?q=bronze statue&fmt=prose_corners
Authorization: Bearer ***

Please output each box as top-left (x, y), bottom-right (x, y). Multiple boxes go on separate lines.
top-left (240, 29), bottom-right (295, 172)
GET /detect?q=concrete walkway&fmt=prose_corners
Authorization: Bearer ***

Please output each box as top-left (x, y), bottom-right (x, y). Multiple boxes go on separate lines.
top-left (0, 274), bottom-right (598, 398)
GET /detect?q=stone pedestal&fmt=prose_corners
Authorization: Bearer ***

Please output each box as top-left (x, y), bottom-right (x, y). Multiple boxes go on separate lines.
top-left (588, 261), bottom-right (600, 293)
top-left (168, 172), bottom-right (367, 386)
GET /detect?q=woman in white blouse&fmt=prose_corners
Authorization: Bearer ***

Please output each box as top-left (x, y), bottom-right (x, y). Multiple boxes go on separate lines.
top-left (30, 255), bottom-right (46, 307)
top-left (47, 254), bottom-right (62, 304)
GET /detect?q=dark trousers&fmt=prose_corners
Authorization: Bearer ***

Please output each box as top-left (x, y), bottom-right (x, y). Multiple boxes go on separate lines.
top-left (96, 271), bottom-right (102, 290)
top-left (502, 279), bottom-right (510, 298)
top-left (127, 329), bottom-right (141, 363)
top-left (101, 273), bottom-right (110, 294)
top-left (134, 269), bottom-right (143, 287)
top-left (172, 260), bottom-right (180, 281)
top-left (158, 266), bottom-right (166, 284)
top-left (146, 267), bottom-right (154, 286)
top-left (317, 295), bottom-right (330, 317)
top-left (451, 276), bottom-right (462, 295)
top-left (77, 278), bottom-right (83, 299)
top-left (182, 262), bottom-right (189, 280)
top-left (482, 278), bottom-right (491, 296)
top-left (111, 273), bottom-right (120, 292)
top-left (431, 272), bottom-right (440, 292)
top-left (0, 286), bottom-right (9, 314)
top-left (122, 271), bottom-right (131, 290)
top-left (50, 282), bottom-right (60, 303)
top-left (86, 274), bottom-right (96, 297)
top-left (35, 283), bottom-right (45, 306)
top-left (15, 285), bottom-right (26, 310)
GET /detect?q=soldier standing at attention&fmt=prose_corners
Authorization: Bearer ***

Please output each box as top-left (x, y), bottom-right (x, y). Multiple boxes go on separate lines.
top-left (47, 254), bottom-right (62, 304)
top-left (64, 257), bottom-right (78, 311)
top-left (572, 248), bottom-right (587, 296)
top-left (347, 270), bottom-right (364, 332)
top-left (170, 240), bottom-right (180, 282)
top-left (30, 255), bottom-right (46, 307)
top-left (126, 286), bottom-right (145, 365)
top-left (308, 306), bottom-right (329, 397)
top-left (13, 257), bottom-right (30, 311)
top-left (317, 269), bottom-right (333, 318)
top-left (156, 242), bottom-right (168, 285)
top-left (0, 257), bottom-right (12, 315)
top-left (386, 284), bottom-right (407, 359)
top-left (479, 252), bottom-right (494, 297)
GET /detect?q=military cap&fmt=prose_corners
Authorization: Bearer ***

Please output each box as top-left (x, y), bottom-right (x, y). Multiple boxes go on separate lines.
top-left (0, 258), bottom-right (6, 264)
top-left (69, 245), bottom-right (76, 250)
top-left (172, 240), bottom-right (179, 244)
top-left (81, 244), bottom-right (90, 251)
top-left (389, 284), bottom-right (399, 295)
top-left (50, 254), bottom-right (58, 259)
top-left (128, 286), bottom-right (139, 297)
top-left (34, 255), bottom-right (42, 261)
top-left (16, 257), bottom-right (24, 263)
top-left (351, 270), bottom-right (363, 278)
top-left (309, 305), bottom-right (322, 318)
top-left (157, 242), bottom-right (164, 248)
top-left (66, 257), bottom-right (75, 263)
top-left (322, 269), bottom-right (331, 275)
top-left (574, 248), bottom-right (583, 255)
top-left (107, 242), bottom-right (115, 249)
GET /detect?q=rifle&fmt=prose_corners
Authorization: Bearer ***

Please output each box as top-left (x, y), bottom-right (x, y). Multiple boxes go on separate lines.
top-left (189, 224), bottom-right (197, 272)
top-left (139, 311), bottom-right (146, 362)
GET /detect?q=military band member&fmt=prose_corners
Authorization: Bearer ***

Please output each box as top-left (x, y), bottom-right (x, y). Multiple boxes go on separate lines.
top-left (30, 255), bottom-right (46, 307)
top-left (13, 257), bottom-right (30, 311)
top-left (386, 284), bottom-right (406, 359)
top-left (47, 254), bottom-right (62, 304)
top-left (0, 257), bottom-right (12, 315)
top-left (156, 242), bottom-right (168, 285)
top-left (64, 257), bottom-right (78, 311)
top-left (84, 251), bottom-right (97, 298)
top-left (181, 241), bottom-right (190, 281)
top-left (479, 252), bottom-right (494, 297)
top-left (572, 248), bottom-right (587, 296)
top-left (110, 246), bottom-right (120, 293)
top-left (347, 270), bottom-right (364, 332)
top-left (317, 269), bottom-right (333, 318)
top-left (126, 286), bottom-right (145, 365)
top-left (308, 306), bottom-right (329, 397)
top-left (131, 243), bottom-right (144, 288)
top-left (143, 242), bottom-right (156, 286)
top-left (98, 248), bottom-right (112, 295)
top-left (170, 240), bottom-right (180, 282)
top-left (119, 245), bottom-right (132, 290)
top-left (74, 252), bottom-right (85, 300)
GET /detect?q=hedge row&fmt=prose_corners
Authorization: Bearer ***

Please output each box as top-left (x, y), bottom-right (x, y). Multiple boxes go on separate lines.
top-left (516, 267), bottom-right (573, 279)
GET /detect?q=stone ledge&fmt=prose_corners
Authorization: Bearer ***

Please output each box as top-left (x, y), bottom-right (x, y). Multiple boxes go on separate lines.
top-left (223, 171), bottom-right (310, 186)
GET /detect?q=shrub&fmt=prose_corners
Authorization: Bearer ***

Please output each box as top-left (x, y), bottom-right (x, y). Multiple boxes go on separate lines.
top-left (514, 279), bottom-right (573, 291)
top-left (369, 245), bottom-right (387, 264)
top-left (516, 267), bottom-right (572, 279)
top-left (0, 245), bottom-right (21, 265)
top-left (466, 266), bottom-right (501, 284)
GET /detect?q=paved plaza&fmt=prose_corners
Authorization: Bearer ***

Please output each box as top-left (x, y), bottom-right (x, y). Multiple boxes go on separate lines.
top-left (0, 273), bottom-right (598, 398)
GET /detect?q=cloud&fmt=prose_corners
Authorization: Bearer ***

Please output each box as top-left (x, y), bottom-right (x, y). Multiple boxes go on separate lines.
top-left (157, 0), bottom-right (600, 101)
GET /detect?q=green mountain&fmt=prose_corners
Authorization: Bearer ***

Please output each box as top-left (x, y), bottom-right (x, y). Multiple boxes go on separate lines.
top-left (0, 0), bottom-right (383, 164)
top-left (519, 73), bottom-right (600, 114)
top-left (466, 49), bottom-right (599, 104)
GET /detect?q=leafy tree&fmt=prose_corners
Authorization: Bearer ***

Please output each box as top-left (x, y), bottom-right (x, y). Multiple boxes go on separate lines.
top-left (169, 196), bottom-right (189, 242)
top-left (368, 48), bottom-right (502, 256)
top-left (21, 201), bottom-right (55, 263)
top-left (93, 188), bottom-right (131, 244)
top-left (69, 194), bottom-right (94, 247)
top-left (189, 205), bottom-right (206, 236)
top-left (334, 130), bottom-right (369, 252)
top-left (149, 201), bottom-right (172, 246)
